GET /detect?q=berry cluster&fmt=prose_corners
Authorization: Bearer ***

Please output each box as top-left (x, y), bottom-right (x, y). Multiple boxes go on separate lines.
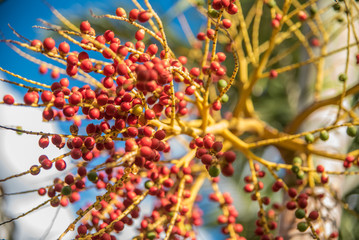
top-left (1, 0), bottom-right (359, 239)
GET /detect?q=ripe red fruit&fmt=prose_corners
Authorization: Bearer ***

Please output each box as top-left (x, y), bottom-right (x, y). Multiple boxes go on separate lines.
top-left (129, 9), bottom-right (139, 21)
top-left (185, 85), bottom-right (196, 95)
top-left (58, 42), bottom-right (70, 54)
top-left (116, 7), bottom-right (126, 17)
top-left (55, 159), bottom-right (66, 171)
top-left (212, 101), bottom-right (222, 111)
top-left (135, 29), bottom-right (145, 41)
top-left (24, 92), bottom-right (38, 105)
top-left (117, 46), bottom-right (129, 57)
top-left (147, 44), bottom-right (158, 55)
top-left (224, 151), bottom-right (236, 162)
top-left (67, 55), bottom-right (78, 66)
top-left (140, 146), bottom-right (153, 158)
top-left (221, 163), bottom-right (234, 176)
top-left (3, 94), bottom-right (14, 105)
top-left (31, 39), bottom-right (42, 48)
top-left (222, 19), bottom-right (232, 29)
top-left (104, 30), bottom-right (115, 42)
top-left (154, 130), bottom-right (166, 140)
top-left (269, 70), bottom-right (278, 78)
top-left (298, 11), bottom-right (307, 21)
top-left (316, 165), bottom-right (325, 173)
top-left (69, 92), bottom-right (82, 105)
top-left (103, 64), bottom-right (115, 76)
top-left (80, 59), bottom-right (93, 73)
top-left (244, 184), bottom-right (254, 193)
top-left (227, 3), bottom-right (238, 14)
top-left (41, 158), bottom-right (52, 170)
top-left (138, 11), bottom-right (152, 22)
top-left (271, 19), bottom-right (280, 28)
top-left (114, 221), bottom-right (124, 232)
top-left (38, 136), bottom-right (50, 149)
top-left (43, 37), bottom-right (55, 51)
top-left (201, 154), bottom-right (213, 165)
top-left (286, 201), bottom-right (297, 210)
top-left (71, 148), bottom-right (82, 159)
top-left (309, 211), bottom-right (319, 220)
top-left (80, 21), bottom-right (91, 33)
top-left (77, 225), bottom-right (88, 235)
top-left (145, 109), bottom-right (155, 120)
top-left (207, 29), bottom-right (215, 39)
top-left (197, 32), bottom-right (206, 41)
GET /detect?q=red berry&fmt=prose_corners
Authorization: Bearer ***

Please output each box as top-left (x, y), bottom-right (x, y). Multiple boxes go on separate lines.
top-left (129, 9), bottom-right (139, 21)
top-left (43, 37), bottom-right (55, 51)
top-left (80, 59), bottom-right (93, 73)
top-left (55, 159), bottom-right (66, 171)
top-left (116, 8), bottom-right (126, 17)
top-left (138, 11), bottom-right (152, 22)
top-left (3, 94), bottom-right (14, 104)
top-left (222, 19), bottom-right (232, 29)
top-left (80, 21), bottom-right (91, 33)
top-left (135, 29), bottom-right (145, 41)
top-left (58, 42), bottom-right (70, 54)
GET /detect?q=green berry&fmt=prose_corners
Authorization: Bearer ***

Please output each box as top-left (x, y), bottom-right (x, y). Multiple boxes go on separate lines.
top-left (146, 231), bottom-right (156, 240)
top-left (293, 157), bottom-right (302, 166)
top-left (208, 9), bottom-right (219, 18)
top-left (87, 171), bottom-right (98, 182)
top-left (304, 133), bottom-right (314, 143)
top-left (221, 94), bottom-right (229, 103)
top-left (145, 180), bottom-right (154, 189)
top-left (61, 186), bottom-right (72, 196)
top-left (208, 165), bottom-right (220, 177)
top-left (217, 79), bottom-right (228, 89)
top-left (319, 130), bottom-right (329, 141)
top-left (347, 126), bottom-right (357, 137)
top-left (291, 165), bottom-right (300, 174)
top-left (339, 73), bottom-right (347, 82)
top-left (267, 0), bottom-right (276, 8)
top-left (297, 222), bottom-right (309, 232)
top-left (295, 209), bottom-right (306, 219)
top-left (297, 170), bottom-right (305, 179)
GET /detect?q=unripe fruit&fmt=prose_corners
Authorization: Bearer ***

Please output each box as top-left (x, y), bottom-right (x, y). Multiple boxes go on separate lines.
top-left (61, 186), bottom-right (72, 196)
top-left (87, 171), bottom-right (98, 182)
top-left (295, 209), bottom-right (306, 219)
top-left (218, 80), bottom-right (228, 89)
top-left (208, 9), bottom-right (220, 18)
top-left (209, 165), bottom-right (220, 177)
top-left (304, 133), bottom-right (314, 143)
top-left (338, 73), bottom-right (347, 82)
top-left (347, 126), bottom-right (357, 137)
top-left (293, 157), bottom-right (302, 165)
top-left (320, 130), bottom-right (329, 141)
top-left (221, 94), bottom-right (229, 103)
top-left (297, 222), bottom-right (308, 232)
